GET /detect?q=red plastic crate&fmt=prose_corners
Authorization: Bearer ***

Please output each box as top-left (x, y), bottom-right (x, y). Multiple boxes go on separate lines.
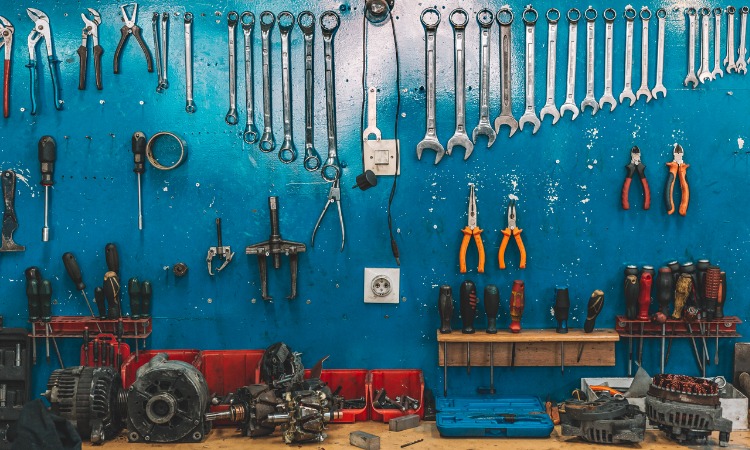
top-left (367, 369), bottom-right (424, 422)
top-left (195, 350), bottom-right (265, 395)
top-left (305, 369), bottom-right (369, 422)
top-left (120, 350), bottom-right (201, 388)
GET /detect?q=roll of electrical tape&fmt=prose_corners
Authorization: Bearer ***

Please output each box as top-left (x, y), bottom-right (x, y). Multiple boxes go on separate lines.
top-left (146, 132), bottom-right (187, 170)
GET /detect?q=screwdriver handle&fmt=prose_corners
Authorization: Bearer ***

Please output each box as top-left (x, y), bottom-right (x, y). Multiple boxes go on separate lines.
top-left (624, 274), bottom-right (639, 320)
top-left (94, 286), bottom-right (107, 319)
top-left (38, 136), bottom-right (56, 186)
top-left (132, 132), bottom-right (146, 174)
top-left (103, 272), bottom-right (121, 319)
top-left (105, 243), bottom-right (120, 275)
top-left (459, 280), bottom-right (477, 334)
top-left (141, 281), bottom-right (152, 318)
top-left (128, 277), bottom-right (141, 319)
top-left (716, 271), bottom-right (726, 319)
top-left (437, 285), bottom-right (453, 334)
top-left (656, 267), bottom-right (673, 315)
top-left (484, 284), bottom-right (500, 334)
top-left (673, 274), bottom-right (692, 319)
top-left (39, 279), bottom-right (52, 322)
top-left (680, 262), bottom-right (699, 308)
top-left (696, 259), bottom-right (710, 305)
top-left (26, 278), bottom-right (40, 321)
top-left (704, 266), bottom-right (721, 321)
top-left (637, 271), bottom-right (653, 320)
top-left (82, 327), bottom-right (89, 366)
top-left (584, 290), bottom-right (605, 333)
top-left (509, 280), bottom-right (525, 333)
top-left (62, 252), bottom-right (86, 291)
top-left (554, 287), bottom-right (569, 334)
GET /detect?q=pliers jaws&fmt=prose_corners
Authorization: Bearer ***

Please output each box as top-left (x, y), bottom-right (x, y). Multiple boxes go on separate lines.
top-left (499, 199), bottom-right (526, 269)
top-left (26, 8), bottom-right (62, 114)
top-left (311, 179), bottom-right (345, 252)
top-left (622, 146), bottom-right (651, 210)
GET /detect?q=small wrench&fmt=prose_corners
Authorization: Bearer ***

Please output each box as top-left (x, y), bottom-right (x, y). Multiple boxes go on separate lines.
top-left (581, 7), bottom-right (599, 115)
top-left (698, 8), bottom-right (713, 82)
top-left (599, 8), bottom-right (617, 112)
top-left (726, 6), bottom-right (737, 73)
top-left (472, 9), bottom-right (497, 146)
top-left (362, 87), bottom-right (381, 140)
top-left (518, 6), bottom-right (540, 134)
top-left (652, 8), bottom-right (667, 98)
top-left (298, 11), bottom-right (321, 171)
top-left (241, 12), bottom-right (258, 143)
top-left (713, 8), bottom-right (724, 79)
top-left (159, 13), bottom-right (168, 91)
top-left (684, 8), bottom-right (699, 88)
top-left (225, 11), bottom-right (239, 125)
top-left (636, 8), bottom-right (653, 101)
top-left (494, 7), bottom-right (518, 136)
top-left (540, 8), bottom-right (560, 125)
top-left (278, 12), bottom-right (296, 163)
top-left (184, 12), bottom-right (195, 113)
top-left (737, 6), bottom-right (748, 73)
top-left (416, 8), bottom-right (445, 165)
top-left (259, 12), bottom-right (276, 152)
top-left (152, 13), bottom-right (162, 92)
top-left (447, 8), bottom-right (473, 159)
top-left (560, 8), bottom-right (580, 120)
top-left (320, 11), bottom-right (341, 181)
top-left (620, 7), bottom-right (636, 106)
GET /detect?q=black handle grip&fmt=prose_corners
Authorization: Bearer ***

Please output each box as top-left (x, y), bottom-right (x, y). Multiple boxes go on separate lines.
top-left (132, 132), bottom-right (146, 174)
top-left (484, 284), bottom-right (500, 334)
top-left (26, 278), bottom-right (40, 321)
top-left (93, 45), bottom-right (103, 90)
top-left (103, 272), bottom-right (121, 319)
top-left (437, 285), bottom-right (453, 334)
top-left (62, 252), bottom-right (85, 291)
top-left (77, 45), bottom-right (87, 90)
top-left (128, 277), bottom-right (141, 319)
top-left (624, 275), bottom-right (639, 319)
top-left (39, 279), bottom-right (52, 321)
top-left (24, 266), bottom-right (42, 284)
top-left (584, 290), bottom-right (605, 333)
top-left (38, 136), bottom-right (56, 186)
top-left (141, 281), bottom-right (152, 318)
top-left (459, 280), bottom-right (476, 334)
top-left (105, 243), bottom-right (119, 275)
top-left (94, 286), bottom-right (107, 318)
top-left (554, 287), bottom-right (570, 333)
top-left (131, 25), bottom-right (154, 72)
top-left (113, 27), bottom-right (128, 74)
top-left (656, 267), bottom-right (673, 315)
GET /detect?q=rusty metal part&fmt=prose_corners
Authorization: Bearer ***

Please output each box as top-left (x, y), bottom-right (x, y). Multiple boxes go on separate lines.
top-left (172, 262), bottom-right (187, 277)
top-left (560, 395), bottom-right (645, 444)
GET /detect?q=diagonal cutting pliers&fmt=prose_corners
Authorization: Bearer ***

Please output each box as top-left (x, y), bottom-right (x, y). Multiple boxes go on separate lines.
top-left (665, 143), bottom-right (689, 216)
top-left (78, 8), bottom-right (103, 90)
top-left (311, 179), bottom-right (345, 252)
top-left (113, 3), bottom-right (153, 74)
top-left (0, 16), bottom-right (13, 118)
top-left (498, 199), bottom-right (526, 269)
top-left (26, 8), bottom-right (62, 115)
top-left (621, 146), bottom-right (651, 210)
top-left (459, 183), bottom-right (485, 273)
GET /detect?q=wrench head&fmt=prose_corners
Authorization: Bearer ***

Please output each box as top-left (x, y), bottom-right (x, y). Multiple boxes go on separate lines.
top-left (539, 106), bottom-right (560, 125)
top-left (416, 136), bottom-right (446, 164)
top-left (698, 71), bottom-right (713, 83)
top-left (362, 126), bottom-right (382, 142)
top-left (243, 123), bottom-right (260, 144)
top-left (619, 91), bottom-right (636, 107)
top-left (635, 88), bottom-right (653, 103)
top-left (447, 132), bottom-right (474, 160)
top-left (651, 85), bottom-right (667, 99)
top-left (518, 113), bottom-right (541, 134)
top-left (580, 98), bottom-right (599, 115)
top-left (712, 67), bottom-right (724, 78)
top-left (278, 139), bottom-right (297, 164)
top-left (683, 74), bottom-right (699, 88)
top-left (598, 95), bottom-right (617, 112)
top-left (736, 61), bottom-right (748, 74)
top-left (559, 103), bottom-right (579, 121)
top-left (494, 115), bottom-right (518, 138)
top-left (472, 123), bottom-right (497, 147)
top-left (259, 130), bottom-right (276, 152)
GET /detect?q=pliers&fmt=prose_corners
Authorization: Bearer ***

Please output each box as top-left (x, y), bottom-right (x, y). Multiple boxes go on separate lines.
top-left (621, 146), bottom-right (651, 210)
top-left (0, 16), bottom-right (13, 118)
top-left (498, 199), bottom-right (526, 269)
top-left (78, 9), bottom-right (103, 90)
top-left (311, 179), bottom-right (345, 252)
top-left (459, 183), bottom-right (485, 273)
top-left (26, 8), bottom-right (62, 115)
top-left (113, 3), bottom-right (153, 74)
top-left (665, 143), bottom-right (689, 216)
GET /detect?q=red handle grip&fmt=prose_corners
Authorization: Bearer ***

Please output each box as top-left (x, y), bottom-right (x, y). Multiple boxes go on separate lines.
top-left (638, 272), bottom-right (653, 320)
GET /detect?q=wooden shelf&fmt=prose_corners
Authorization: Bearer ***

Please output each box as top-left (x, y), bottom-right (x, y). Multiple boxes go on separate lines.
top-left (437, 328), bottom-right (620, 343)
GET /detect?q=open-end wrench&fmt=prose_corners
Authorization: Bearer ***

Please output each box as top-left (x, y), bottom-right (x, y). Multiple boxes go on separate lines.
top-left (726, 7), bottom-right (737, 73)
top-left (225, 11), bottom-right (238, 125)
top-left (560, 8), bottom-right (580, 120)
top-left (278, 12), bottom-right (297, 163)
top-left (652, 9), bottom-right (667, 98)
top-left (684, 8), bottom-right (699, 88)
top-left (519, 6), bottom-right (540, 134)
top-left (447, 8), bottom-right (473, 159)
top-left (362, 87), bottom-right (381, 140)
top-left (636, 8), bottom-right (653, 101)
top-left (540, 8), bottom-right (560, 125)
top-left (259, 12), bottom-right (276, 152)
top-left (738, 6), bottom-right (748, 73)
top-left (599, 8), bottom-right (617, 112)
top-left (416, 8), bottom-right (445, 164)
top-left (581, 7), bottom-right (599, 115)
top-left (298, 11), bottom-right (321, 171)
top-left (713, 8), bottom-right (724, 79)
top-left (698, 8), bottom-right (713, 82)
top-left (159, 13), bottom-right (168, 91)
top-left (472, 9), bottom-right (497, 146)
top-left (494, 7), bottom-right (518, 136)
top-left (620, 7), bottom-right (636, 106)
top-left (320, 11), bottom-right (341, 181)
top-left (184, 12), bottom-right (195, 113)
top-left (241, 12), bottom-right (258, 143)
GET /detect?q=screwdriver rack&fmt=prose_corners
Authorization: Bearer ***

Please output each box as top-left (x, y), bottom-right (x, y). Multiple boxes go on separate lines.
top-left (29, 316), bottom-right (151, 339)
top-left (614, 315), bottom-right (742, 338)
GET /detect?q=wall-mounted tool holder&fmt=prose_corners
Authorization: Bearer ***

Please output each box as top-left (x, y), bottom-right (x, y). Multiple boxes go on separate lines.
top-left (0, 328), bottom-right (31, 448)
top-left (30, 316), bottom-right (151, 339)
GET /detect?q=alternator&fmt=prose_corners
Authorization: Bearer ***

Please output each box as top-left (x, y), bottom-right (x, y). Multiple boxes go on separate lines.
top-left (559, 394), bottom-right (645, 444)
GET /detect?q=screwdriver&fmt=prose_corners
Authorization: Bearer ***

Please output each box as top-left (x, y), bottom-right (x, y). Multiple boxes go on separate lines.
top-left (637, 270), bottom-right (653, 365)
top-left (656, 267), bottom-right (673, 373)
top-left (554, 287), bottom-right (569, 374)
top-left (62, 252), bottom-right (102, 333)
top-left (459, 280), bottom-right (477, 375)
top-left (624, 268), bottom-right (639, 377)
top-left (94, 286), bottom-right (107, 319)
top-left (128, 278), bottom-right (141, 360)
top-left (103, 271), bottom-right (121, 319)
top-left (141, 280), bottom-right (152, 349)
top-left (705, 266), bottom-right (721, 366)
top-left (116, 319), bottom-right (124, 369)
top-left (132, 132), bottom-right (146, 230)
top-left (508, 281), bottom-right (524, 367)
top-left (437, 285), bottom-right (452, 397)
top-left (484, 285), bottom-right (499, 394)
top-left (24, 267), bottom-right (41, 365)
top-left (105, 242), bottom-right (120, 275)
top-left (38, 136), bottom-right (56, 242)
top-left (40, 279), bottom-right (63, 368)
top-left (579, 290), bottom-right (605, 363)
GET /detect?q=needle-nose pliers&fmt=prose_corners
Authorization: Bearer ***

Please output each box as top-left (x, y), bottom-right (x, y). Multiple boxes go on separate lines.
top-left (499, 199), bottom-right (526, 269)
top-left (459, 183), bottom-right (485, 273)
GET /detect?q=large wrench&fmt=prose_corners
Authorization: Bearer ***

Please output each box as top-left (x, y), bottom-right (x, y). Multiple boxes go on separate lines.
top-left (241, 12), bottom-right (259, 143)
top-left (620, 7), bottom-right (636, 106)
top-left (225, 11), bottom-right (239, 125)
top-left (320, 11), bottom-right (341, 182)
top-left (712, 8), bottom-right (724, 78)
top-left (684, 8), bottom-right (699, 88)
top-left (738, 6), bottom-right (748, 73)
top-left (447, 8), bottom-right (473, 159)
top-left (298, 11), bottom-right (321, 171)
top-left (184, 12), bottom-right (195, 113)
top-left (278, 12), bottom-right (297, 163)
top-left (560, 8), bottom-right (580, 120)
top-left (416, 8), bottom-right (445, 164)
top-left (472, 9), bottom-right (497, 146)
top-left (494, 7), bottom-right (518, 136)
top-left (698, 7), bottom-right (713, 82)
top-left (599, 8), bottom-right (617, 112)
top-left (518, 6), bottom-right (540, 134)
top-left (259, 12), bottom-right (276, 152)
top-left (652, 9), bottom-right (667, 98)
top-left (636, 8), bottom-right (653, 101)
top-left (540, 8), bottom-right (560, 125)
top-left (726, 7), bottom-right (737, 72)
top-left (581, 8), bottom-right (599, 115)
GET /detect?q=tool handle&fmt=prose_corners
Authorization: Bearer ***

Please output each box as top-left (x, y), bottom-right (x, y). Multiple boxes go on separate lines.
top-left (105, 243), bottom-right (119, 275)
top-left (2, 170), bottom-right (18, 232)
top-left (38, 136), bottom-right (56, 185)
top-left (132, 25), bottom-right (154, 73)
top-left (39, 279), bottom-right (52, 321)
top-left (438, 285), bottom-right (453, 334)
top-left (62, 252), bottom-right (85, 290)
top-left (113, 27), bottom-right (128, 74)
top-left (554, 287), bottom-right (569, 333)
top-left (498, 230), bottom-right (510, 269)
top-left (621, 163), bottom-right (635, 209)
top-left (26, 59), bottom-right (37, 115)
top-left (635, 163), bottom-right (651, 210)
top-left (132, 132), bottom-right (146, 174)
top-left (704, 267), bottom-right (721, 320)
top-left (665, 162), bottom-right (677, 214)
top-left (637, 272), bottom-right (653, 320)
top-left (3, 59), bottom-right (9, 118)
top-left (673, 274), bottom-right (691, 319)
top-left (484, 284), bottom-right (500, 333)
top-left (26, 279), bottom-right (40, 321)
top-left (458, 231), bottom-right (471, 274)
top-left (584, 290), bottom-right (605, 333)
top-left (514, 229), bottom-right (527, 269)
top-left (678, 164), bottom-right (689, 216)
top-left (77, 45), bottom-right (87, 90)
top-left (509, 280), bottom-right (525, 333)
top-left (474, 230), bottom-right (485, 273)
top-left (94, 286), bottom-right (107, 318)
top-left (82, 327), bottom-right (89, 365)
top-left (656, 267), bottom-right (673, 315)
top-left (141, 281), bottom-right (152, 318)
top-left (459, 280), bottom-right (477, 333)
top-left (93, 45), bottom-right (103, 90)
top-left (103, 272), bottom-right (121, 319)
top-left (47, 56), bottom-right (62, 110)
top-left (128, 277), bottom-right (141, 319)
top-left (716, 271), bottom-right (726, 318)
top-left (624, 274), bottom-right (639, 319)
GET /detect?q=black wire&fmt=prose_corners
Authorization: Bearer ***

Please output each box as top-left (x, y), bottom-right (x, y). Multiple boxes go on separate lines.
top-left (387, 6), bottom-right (401, 265)
top-left (360, 11), bottom-right (367, 170)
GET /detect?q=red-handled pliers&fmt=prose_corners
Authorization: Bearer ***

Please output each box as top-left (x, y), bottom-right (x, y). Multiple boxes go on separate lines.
top-left (622, 146), bottom-right (651, 210)
top-left (0, 16), bottom-right (13, 118)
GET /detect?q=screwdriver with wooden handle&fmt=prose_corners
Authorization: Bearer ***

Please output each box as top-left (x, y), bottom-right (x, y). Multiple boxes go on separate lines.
top-left (62, 252), bottom-right (102, 333)
top-left (578, 290), bottom-right (605, 363)
top-left (38, 136), bottom-right (56, 242)
top-left (128, 278), bottom-right (141, 360)
top-left (132, 132), bottom-right (146, 230)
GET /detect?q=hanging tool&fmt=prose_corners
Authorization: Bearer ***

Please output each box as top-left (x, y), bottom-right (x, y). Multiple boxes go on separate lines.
top-left (131, 132), bottom-right (146, 230)
top-left (473, 9), bottom-right (497, 145)
top-left (277, 11), bottom-right (297, 163)
top-left (1, 170), bottom-right (24, 252)
top-left (624, 265), bottom-right (639, 376)
top-left (40, 279), bottom-right (63, 367)
top-left (554, 287), bottom-right (569, 374)
top-left (24, 267), bottom-right (40, 364)
top-left (225, 11), bottom-right (238, 124)
top-left (509, 281), bottom-right (525, 367)
top-left (0, 16), bottom-right (13, 118)
top-left (128, 278), bottom-right (140, 360)
top-left (459, 280), bottom-right (477, 375)
top-left (637, 269), bottom-right (653, 365)
top-left (416, 8), bottom-right (445, 164)
top-left (578, 290), bottom-right (604, 362)
top-left (311, 179), bottom-right (345, 252)
top-left (140, 280), bottom-right (151, 349)
top-left (77, 8), bottom-right (102, 90)
top-left (38, 135), bottom-right (55, 242)
top-left (320, 11), bottom-right (342, 180)
top-left (247, 196), bottom-right (307, 300)
top-left (184, 12), bottom-right (194, 112)
top-left (656, 267), bottom-right (672, 373)
top-left (459, 183), bottom-right (484, 274)
top-left (94, 286), bottom-right (106, 319)
top-left (438, 285), bottom-right (453, 396)
top-left (704, 265), bottom-right (720, 320)
top-left (298, 12), bottom-right (320, 169)
top-left (62, 252), bottom-right (102, 333)
top-left (26, 8), bottom-right (62, 114)
top-left (665, 144), bottom-right (689, 216)
top-left (498, 199), bottom-right (526, 269)
top-left (105, 242), bottom-right (119, 276)
top-left (152, 12), bottom-right (168, 92)
top-left (113, 3), bottom-right (153, 74)
top-left (207, 218), bottom-right (234, 275)
top-left (483, 284), bottom-right (499, 394)
top-left (717, 271), bottom-right (726, 318)
top-left (622, 146), bottom-right (650, 210)
top-left (447, 8), bottom-right (473, 158)
top-left (103, 271), bottom-right (121, 319)
top-left (241, 11), bottom-right (257, 141)
top-left (676, 275), bottom-right (704, 373)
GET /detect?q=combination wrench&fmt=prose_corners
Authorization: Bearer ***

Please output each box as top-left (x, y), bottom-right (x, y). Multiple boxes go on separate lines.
top-left (684, 8), bottom-right (699, 88)
top-left (698, 7), bottom-right (713, 82)
top-left (241, 12), bottom-right (259, 143)
top-left (152, 13), bottom-right (162, 92)
top-left (652, 9), bottom-right (667, 98)
top-left (518, 6), bottom-right (540, 134)
top-left (599, 8), bottom-right (617, 112)
top-left (184, 12), bottom-right (195, 113)
top-left (581, 7), bottom-right (599, 115)
top-left (726, 7), bottom-right (737, 73)
top-left (416, 8), bottom-right (445, 165)
top-left (225, 11), bottom-right (238, 125)
top-left (620, 7), bottom-right (636, 106)
top-left (636, 8), bottom-right (653, 101)
top-left (298, 11), bottom-right (321, 171)
top-left (738, 6), bottom-right (748, 73)
top-left (259, 12), bottom-right (276, 152)
top-left (447, 8), bottom-right (473, 159)
top-left (320, 11), bottom-right (341, 182)
top-left (494, 7), bottom-right (518, 136)
top-left (278, 12), bottom-right (297, 163)
top-left (560, 8), bottom-right (580, 120)
top-left (712, 8), bottom-right (724, 79)
top-left (160, 13), bottom-right (168, 91)
top-left (540, 8), bottom-right (560, 125)
top-left (473, 9), bottom-right (497, 146)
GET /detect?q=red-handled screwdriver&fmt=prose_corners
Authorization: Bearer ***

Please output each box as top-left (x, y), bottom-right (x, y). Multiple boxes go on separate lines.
top-left (38, 136), bottom-right (56, 242)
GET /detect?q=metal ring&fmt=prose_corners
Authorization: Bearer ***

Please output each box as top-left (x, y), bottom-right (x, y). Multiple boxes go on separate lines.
top-left (546, 8), bottom-right (560, 24)
top-left (567, 8), bottom-right (580, 23)
top-left (727, 6), bottom-right (736, 15)
top-left (699, 7), bottom-right (710, 17)
top-left (278, 11), bottom-right (295, 31)
top-left (522, 6), bottom-right (538, 25)
top-left (686, 8), bottom-right (697, 16)
top-left (420, 7), bottom-right (440, 29)
top-left (146, 132), bottom-right (187, 171)
top-left (603, 8), bottom-right (616, 21)
top-left (320, 10), bottom-right (341, 33)
top-left (240, 11), bottom-right (254, 27)
top-left (184, 12), bottom-right (193, 24)
top-left (657, 8), bottom-right (667, 19)
top-left (297, 11), bottom-right (315, 33)
top-left (496, 7), bottom-right (514, 26)
top-left (624, 7), bottom-right (636, 21)
top-left (584, 7), bottom-right (597, 22)
top-left (714, 7), bottom-right (723, 16)
top-left (260, 11), bottom-right (276, 30)
top-left (477, 8), bottom-right (494, 27)
top-left (227, 11), bottom-right (238, 24)
top-left (743, 6), bottom-right (749, 14)
top-left (449, 8), bottom-right (469, 29)
top-left (640, 7), bottom-right (652, 20)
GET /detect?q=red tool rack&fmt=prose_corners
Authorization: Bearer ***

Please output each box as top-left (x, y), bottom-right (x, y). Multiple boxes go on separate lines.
top-left (615, 315), bottom-right (742, 338)
top-left (29, 316), bottom-right (151, 339)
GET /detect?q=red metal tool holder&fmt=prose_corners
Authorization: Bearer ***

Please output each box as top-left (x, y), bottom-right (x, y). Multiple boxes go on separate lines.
top-left (79, 333), bottom-right (131, 369)
top-left (615, 315), bottom-right (741, 338)
top-left (29, 316), bottom-right (151, 339)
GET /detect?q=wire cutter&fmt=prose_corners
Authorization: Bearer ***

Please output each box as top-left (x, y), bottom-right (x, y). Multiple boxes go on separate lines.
top-left (26, 8), bottom-right (62, 115)
top-left (665, 143), bottom-right (689, 216)
top-left (78, 9), bottom-right (103, 90)
top-left (498, 199), bottom-right (526, 269)
top-left (459, 183), bottom-right (485, 274)
top-left (622, 146), bottom-right (651, 210)
top-left (311, 179), bottom-right (345, 252)
top-left (113, 3), bottom-right (153, 74)
top-left (0, 16), bottom-right (13, 118)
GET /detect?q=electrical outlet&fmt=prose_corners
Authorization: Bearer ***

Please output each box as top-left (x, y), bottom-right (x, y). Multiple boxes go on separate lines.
top-left (364, 268), bottom-right (400, 304)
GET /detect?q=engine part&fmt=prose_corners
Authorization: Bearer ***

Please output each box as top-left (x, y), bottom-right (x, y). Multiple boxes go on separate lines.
top-left (126, 352), bottom-right (211, 443)
top-left (559, 394), bottom-right (645, 444)
top-left (45, 366), bottom-right (124, 444)
top-left (260, 342), bottom-right (304, 389)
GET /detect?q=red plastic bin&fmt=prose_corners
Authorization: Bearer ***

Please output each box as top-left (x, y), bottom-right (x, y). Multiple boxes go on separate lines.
top-left (120, 350), bottom-right (201, 389)
top-left (195, 350), bottom-right (265, 396)
top-left (305, 369), bottom-right (369, 422)
top-left (367, 369), bottom-right (424, 422)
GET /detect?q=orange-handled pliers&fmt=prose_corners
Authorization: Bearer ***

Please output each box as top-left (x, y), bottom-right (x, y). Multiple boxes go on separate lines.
top-left (499, 199), bottom-right (526, 269)
top-left (0, 16), bottom-right (13, 118)
top-left (665, 143), bottom-right (689, 216)
top-left (459, 183), bottom-right (485, 273)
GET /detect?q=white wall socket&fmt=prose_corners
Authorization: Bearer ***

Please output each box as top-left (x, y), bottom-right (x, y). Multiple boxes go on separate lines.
top-left (363, 268), bottom-right (400, 304)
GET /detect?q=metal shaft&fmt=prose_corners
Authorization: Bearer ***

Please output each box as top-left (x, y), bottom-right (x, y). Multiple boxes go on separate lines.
top-left (443, 341), bottom-right (447, 397)
top-left (686, 323), bottom-right (704, 373)
top-left (660, 323), bottom-right (666, 373)
top-left (45, 322), bottom-right (50, 363)
top-left (137, 173), bottom-right (142, 230)
top-left (49, 324), bottom-right (63, 368)
top-left (31, 326), bottom-right (36, 364)
top-left (81, 292), bottom-right (103, 333)
top-left (42, 186), bottom-right (49, 241)
top-left (466, 342), bottom-right (471, 375)
top-left (628, 323), bottom-right (633, 376)
top-left (489, 342), bottom-right (494, 393)
top-left (560, 342), bottom-right (565, 374)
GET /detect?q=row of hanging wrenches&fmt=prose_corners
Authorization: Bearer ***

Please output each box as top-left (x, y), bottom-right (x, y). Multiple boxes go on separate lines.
top-left (685, 6), bottom-right (748, 88)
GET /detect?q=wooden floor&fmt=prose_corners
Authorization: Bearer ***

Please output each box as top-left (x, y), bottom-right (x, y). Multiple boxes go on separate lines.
top-left (90, 422), bottom-right (750, 449)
